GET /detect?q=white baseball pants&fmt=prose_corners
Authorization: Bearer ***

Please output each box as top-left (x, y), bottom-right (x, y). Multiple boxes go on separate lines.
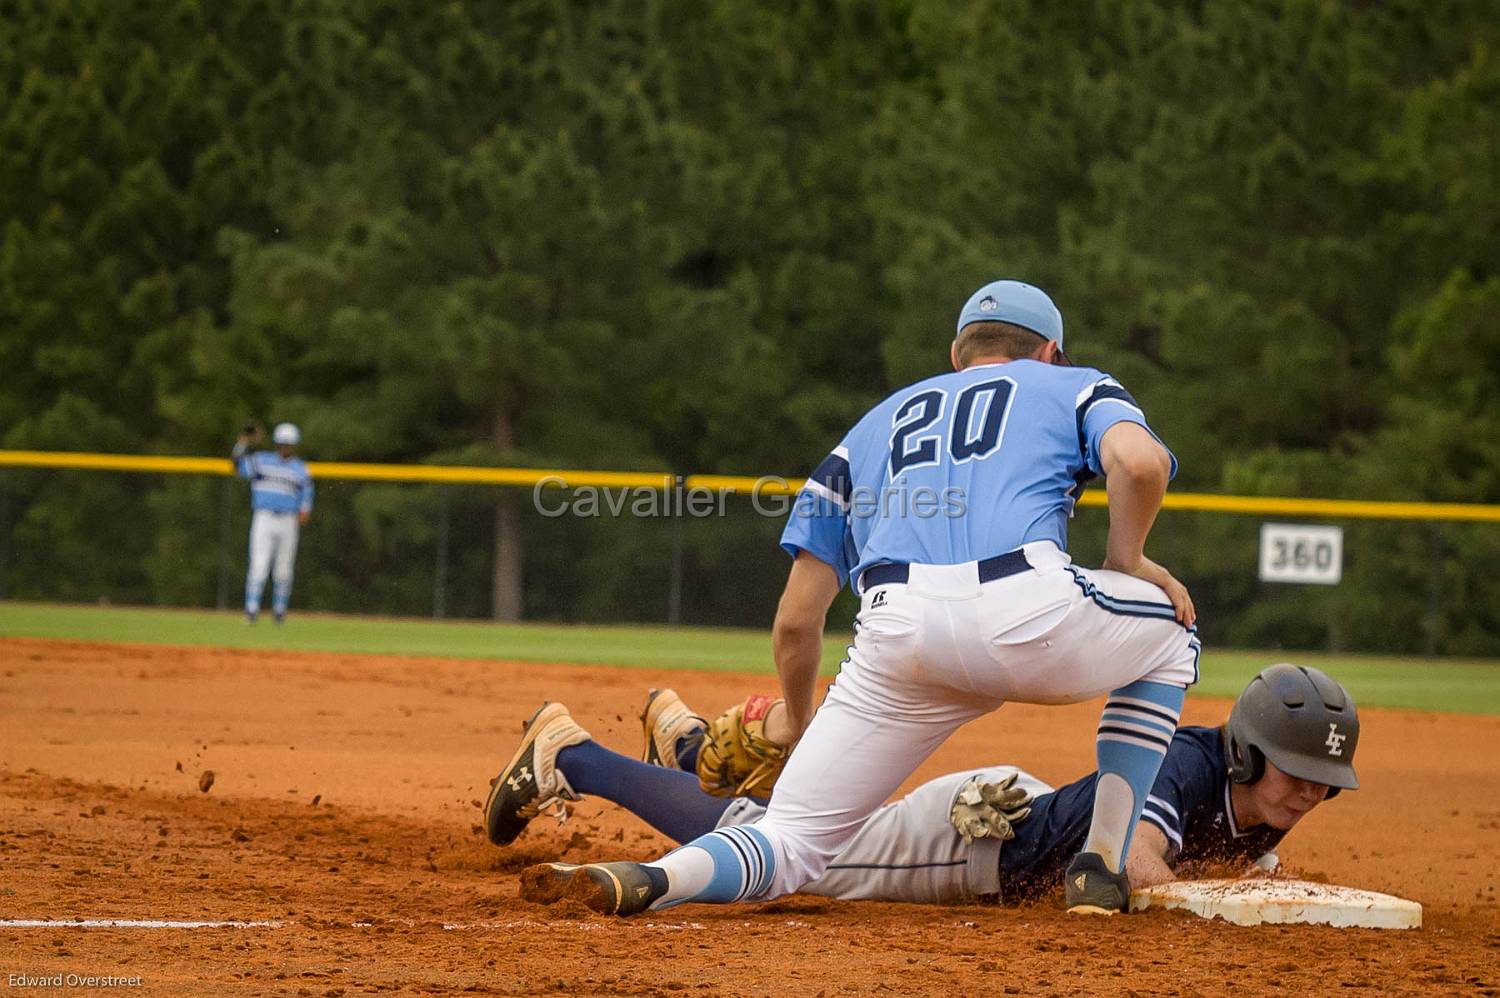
top-left (751, 540), bottom-right (1199, 899)
top-left (245, 509), bottom-right (300, 615)
top-left (718, 766), bottom-right (1054, 904)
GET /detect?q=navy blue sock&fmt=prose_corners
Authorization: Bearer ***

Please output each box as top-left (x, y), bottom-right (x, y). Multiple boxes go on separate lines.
top-left (556, 741), bottom-right (732, 844)
top-left (676, 733), bottom-right (703, 773)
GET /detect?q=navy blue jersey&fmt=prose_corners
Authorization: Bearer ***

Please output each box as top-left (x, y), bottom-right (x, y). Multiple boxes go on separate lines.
top-left (998, 726), bottom-right (1284, 900)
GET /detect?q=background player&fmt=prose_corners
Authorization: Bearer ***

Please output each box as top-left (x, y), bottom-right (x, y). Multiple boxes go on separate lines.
top-left (526, 279), bottom-right (1201, 915)
top-left (496, 664), bottom-right (1359, 906)
top-left (232, 422), bottom-right (314, 624)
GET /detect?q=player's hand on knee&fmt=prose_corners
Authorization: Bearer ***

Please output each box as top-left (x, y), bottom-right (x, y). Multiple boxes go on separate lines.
top-left (1102, 555), bottom-right (1196, 627)
top-left (949, 774), bottom-right (1033, 844)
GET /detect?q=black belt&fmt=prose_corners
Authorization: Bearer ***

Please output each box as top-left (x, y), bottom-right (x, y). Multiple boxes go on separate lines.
top-left (860, 548), bottom-right (1032, 592)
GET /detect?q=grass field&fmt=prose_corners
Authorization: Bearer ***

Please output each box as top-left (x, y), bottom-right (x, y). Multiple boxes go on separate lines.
top-left (3, 600), bottom-right (1497, 714)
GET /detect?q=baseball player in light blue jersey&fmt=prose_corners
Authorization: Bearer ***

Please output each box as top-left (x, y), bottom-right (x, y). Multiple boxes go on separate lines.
top-left (232, 422), bottom-right (314, 625)
top-left (527, 280), bottom-right (1201, 916)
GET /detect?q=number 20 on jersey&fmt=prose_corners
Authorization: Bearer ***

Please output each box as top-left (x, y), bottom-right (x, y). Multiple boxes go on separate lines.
top-left (889, 378), bottom-right (1017, 478)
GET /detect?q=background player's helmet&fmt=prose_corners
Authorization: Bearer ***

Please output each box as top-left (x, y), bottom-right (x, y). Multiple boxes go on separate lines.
top-left (1223, 663), bottom-right (1359, 797)
top-left (272, 423), bottom-right (301, 446)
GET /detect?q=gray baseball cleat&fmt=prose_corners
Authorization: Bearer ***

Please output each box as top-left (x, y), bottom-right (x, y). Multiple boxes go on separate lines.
top-left (520, 861), bottom-right (663, 916)
top-left (483, 702), bottom-right (590, 846)
top-left (1064, 851), bottom-right (1131, 915)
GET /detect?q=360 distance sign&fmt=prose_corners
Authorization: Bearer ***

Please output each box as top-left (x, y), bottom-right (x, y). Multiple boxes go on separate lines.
top-left (1258, 523), bottom-right (1343, 585)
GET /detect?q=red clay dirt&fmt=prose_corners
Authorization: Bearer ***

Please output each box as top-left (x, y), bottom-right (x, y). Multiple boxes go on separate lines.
top-left (1, 636), bottom-right (1498, 996)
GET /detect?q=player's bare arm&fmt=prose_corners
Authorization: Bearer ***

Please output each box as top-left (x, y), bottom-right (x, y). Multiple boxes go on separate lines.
top-left (1098, 421), bottom-right (1195, 626)
top-left (1124, 820), bottom-right (1177, 889)
top-left (771, 551), bottom-right (842, 738)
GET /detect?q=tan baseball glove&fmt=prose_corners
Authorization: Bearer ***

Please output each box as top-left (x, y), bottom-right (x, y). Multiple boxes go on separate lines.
top-left (949, 773), bottom-right (1034, 843)
top-left (696, 695), bottom-right (791, 798)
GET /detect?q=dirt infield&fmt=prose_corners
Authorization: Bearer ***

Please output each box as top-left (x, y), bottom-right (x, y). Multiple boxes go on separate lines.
top-left (2, 637), bottom-right (1499, 995)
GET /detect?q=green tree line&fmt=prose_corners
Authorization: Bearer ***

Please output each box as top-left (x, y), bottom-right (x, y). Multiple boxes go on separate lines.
top-left (1, 0), bottom-right (1496, 653)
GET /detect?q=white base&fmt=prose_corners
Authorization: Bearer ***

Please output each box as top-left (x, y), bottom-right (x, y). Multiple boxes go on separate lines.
top-left (1129, 878), bottom-right (1422, 929)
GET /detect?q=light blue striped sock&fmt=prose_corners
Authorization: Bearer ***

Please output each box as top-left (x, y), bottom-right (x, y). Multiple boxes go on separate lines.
top-left (1085, 679), bottom-right (1185, 873)
top-left (645, 825), bottom-right (775, 909)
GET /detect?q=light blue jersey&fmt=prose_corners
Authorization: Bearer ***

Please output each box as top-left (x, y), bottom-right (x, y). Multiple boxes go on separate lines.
top-left (780, 359), bottom-right (1175, 590)
top-left (233, 446), bottom-right (315, 515)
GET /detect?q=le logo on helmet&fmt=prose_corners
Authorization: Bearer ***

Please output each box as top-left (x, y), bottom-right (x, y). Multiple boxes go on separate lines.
top-left (1325, 723), bottom-right (1347, 757)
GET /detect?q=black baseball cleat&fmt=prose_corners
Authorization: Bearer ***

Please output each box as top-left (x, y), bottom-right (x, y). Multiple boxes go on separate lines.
top-left (520, 861), bottom-right (664, 916)
top-left (483, 702), bottom-right (590, 846)
top-left (1064, 851), bottom-right (1131, 915)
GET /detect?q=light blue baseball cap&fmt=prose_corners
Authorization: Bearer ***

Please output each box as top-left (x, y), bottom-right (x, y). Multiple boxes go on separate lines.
top-left (955, 280), bottom-right (1065, 350)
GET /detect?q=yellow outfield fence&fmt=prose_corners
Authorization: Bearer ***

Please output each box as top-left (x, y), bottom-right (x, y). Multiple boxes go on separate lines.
top-left (1, 449), bottom-right (1498, 523)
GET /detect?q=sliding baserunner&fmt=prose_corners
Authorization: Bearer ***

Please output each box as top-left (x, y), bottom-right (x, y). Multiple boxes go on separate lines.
top-left (489, 665), bottom-right (1358, 906)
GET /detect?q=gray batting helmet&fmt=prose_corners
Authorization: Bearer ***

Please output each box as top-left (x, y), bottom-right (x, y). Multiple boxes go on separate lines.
top-left (272, 422), bottom-right (301, 446)
top-left (1223, 663), bottom-right (1359, 795)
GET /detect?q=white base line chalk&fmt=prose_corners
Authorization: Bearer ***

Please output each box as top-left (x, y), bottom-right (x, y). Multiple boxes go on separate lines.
top-left (2, 917), bottom-right (810, 932)
top-left (0, 920), bottom-right (283, 929)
